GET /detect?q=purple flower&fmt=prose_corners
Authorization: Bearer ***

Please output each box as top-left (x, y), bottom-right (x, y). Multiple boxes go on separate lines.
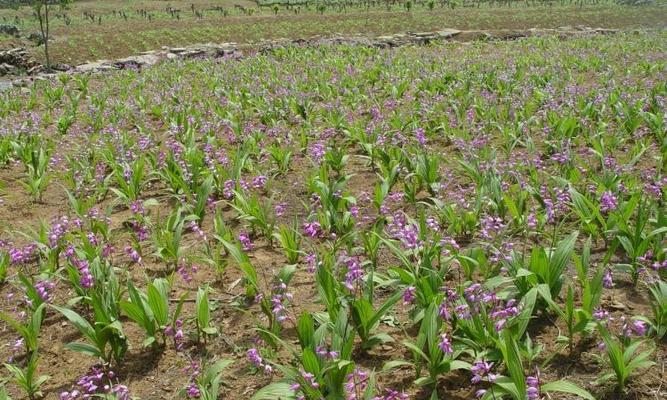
top-left (343, 255), bottom-right (364, 292)
top-left (252, 175), bottom-right (267, 189)
top-left (403, 286), bottom-right (416, 305)
top-left (414, 127), bottom-right (427, 146)
top-left (479, 215), bottom-right (506, 240)
top-left (34, 280), bottom-right (55, 303)
top-left (600, 191), bottom-right (618, 214)
top-left (438, 333), bottom-right (453, 354)
top-left (110, 385), bottom-right (130, 400)
top-left (247, 348), bottom-right (263, 367)
top-left (527, 213), bottom-right (537, 229)
top-left (455, 304), bottom-right (471, 319)
top-left (471, 360), bottom-right (495, 384)
top-left (305, 252), bottom-right (318, 273)
top-left (593, 308), bottom-right (610, 321)
top-left (299, 370), bottom-right (319, 389)
top-left (344, 368), bottom-right (370, 400)
top-left (70, 258), bottom-right (95, 289)
top-left (186, 383), bottom-right (200, 398)
top-left (271, 291), bottom-right (293, 324)
top-left (247, 348), bottom-right (273, 374)
top-left (315, 346), bottom-right (338, 360)
top-left (303, 221), bottom-right (322, 238)
top-left (239, 232), bottom-right (253, 251)
top-left (526, 374), bottom-right (540, 399)
top-left (130, 201), bottom-right (145, 215)
top-left (275, 202), bottom-right (287, 217)
top-left (603, 268), bottom-right (613, 289)
top-left (223, 179), bottom-right (235, 199)
top-left (125, 246), bottom-right (142, 264)
top-left (178, 262), bottom-right (197, 284)
top-left (373, 388), bottom-right (409, 400)
top-left (61, 365), bottom-right (124, 399)
top-left (309, 141), bottom-right (326, 164)
top-left (438, 301), bottom-right (451, 321)
top-left (631, 320), bottom-right (647, 336)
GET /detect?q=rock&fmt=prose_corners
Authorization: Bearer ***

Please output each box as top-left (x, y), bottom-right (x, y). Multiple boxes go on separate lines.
top-left (27, 65), bottom-right (45, 75)
top-left (495, 31), bottom-right (527, 41)
top-left (180, 49), bottom-right (207, 59)
top-left (414, 31), bottom-right (436, 38)
top-left (51, 63), bottom-right (72, 72)
top-left (595, 28), bottom-right (619, 35)
top-left (609, 301), bottom-right (628, 311)
top-left (26, 32), bottom-right (45, 45)
top-left (0, 63), bottom-right (15, 75)
top-left (376, 35), bottom-right (397, 47)
top-left (0, 24), bottom-right (20, 37)
top-left (75, 61), bottom-right (111, 73)
top-left (436, 29), bottom-right (461, 39)
top-left (169, 47), bottom-right (187, 54)
top-left (113, 53), bottom-right (160, 70)
top-left (0, 47), bottom-right (39, 75)
top-left (166, 52), bottom-right (178, 60)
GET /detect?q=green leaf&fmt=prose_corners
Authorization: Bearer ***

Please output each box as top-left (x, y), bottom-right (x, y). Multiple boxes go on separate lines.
top-left (500, 331), bottom-right (526, 399)
top-left (251, 382), bottom-right (296, 400)
top-left (302, 347), bottom-right (321, 375)
top-left (52, 305), bottom-right (96, 343)
top-left (296, 313), bottom-right (315, 350)
top-left (202, 327), bottom-right (218, 335)
top-left (541, 380), bottom-right (595, 400)
top-left (414, 376), bottom-right (435, 387)
top-left (402, 341), bottom-right (430, 363)
top-left (491, 376), bottom-right (521, 400)
top-left (367, 290), bottom-right (402, 335)
top-left (64, 342), bottom-right (102, 358)
top-left (197, 287), bottom-right (212, 333)
top-left (221, 239), bottom-right (258, 292)
top-left (147, 282), bottom-right (169, 327)
top-left (381, 360), bottom-right (413, 372)
top-left (142, 336), bottom-right (157, 348)
top-left (120, 301), bottom-right (145, 327)
top-left (450, 360), bottom-right (472, 371)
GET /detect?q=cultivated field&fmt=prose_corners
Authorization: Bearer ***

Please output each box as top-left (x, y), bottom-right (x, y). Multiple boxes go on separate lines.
top-left (0, 1), bottom-right (666, 400)
top-left (0, 1), bottom-right (666, 64)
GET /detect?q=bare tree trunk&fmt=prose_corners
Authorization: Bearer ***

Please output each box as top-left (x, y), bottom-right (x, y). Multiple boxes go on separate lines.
top-left (36, 1), bottom-right (51, 70)
top-left (44, 1), bottom-right (50, 70)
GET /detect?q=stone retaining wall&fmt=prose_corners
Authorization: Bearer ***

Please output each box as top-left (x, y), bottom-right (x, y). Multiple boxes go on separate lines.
top-left (1, 26), bottom-right (620, 90)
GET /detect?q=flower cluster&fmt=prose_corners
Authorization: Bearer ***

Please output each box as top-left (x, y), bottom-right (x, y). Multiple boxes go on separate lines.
top-left (247, 348), bottom-right (272, 374)
top-left (270, 279), bottom-right (293, 325)
top-left (344, 368), bottom-right (370, 400)
top-left (291, 370), bottom-right (320, 400)
top-left (184, 361), bottom-right (201, 398)
top-left (439, 284), bottom-right (520, 332)
top-left (60, 366), bottom-right (129, 400)
top-left (67, 253), bottom-right (95, 289)
top-left (33, 279), bottom-right (55, 303)
top-left (599, 191), bottom-right (618, 214)
top-left (239, 232), bottom-right (253, 251)
top-left (164, 319), bottom-right (185, 350)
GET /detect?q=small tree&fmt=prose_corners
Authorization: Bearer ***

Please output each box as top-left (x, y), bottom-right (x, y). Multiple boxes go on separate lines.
top-left (30, 0), bottom-right (71, 70)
